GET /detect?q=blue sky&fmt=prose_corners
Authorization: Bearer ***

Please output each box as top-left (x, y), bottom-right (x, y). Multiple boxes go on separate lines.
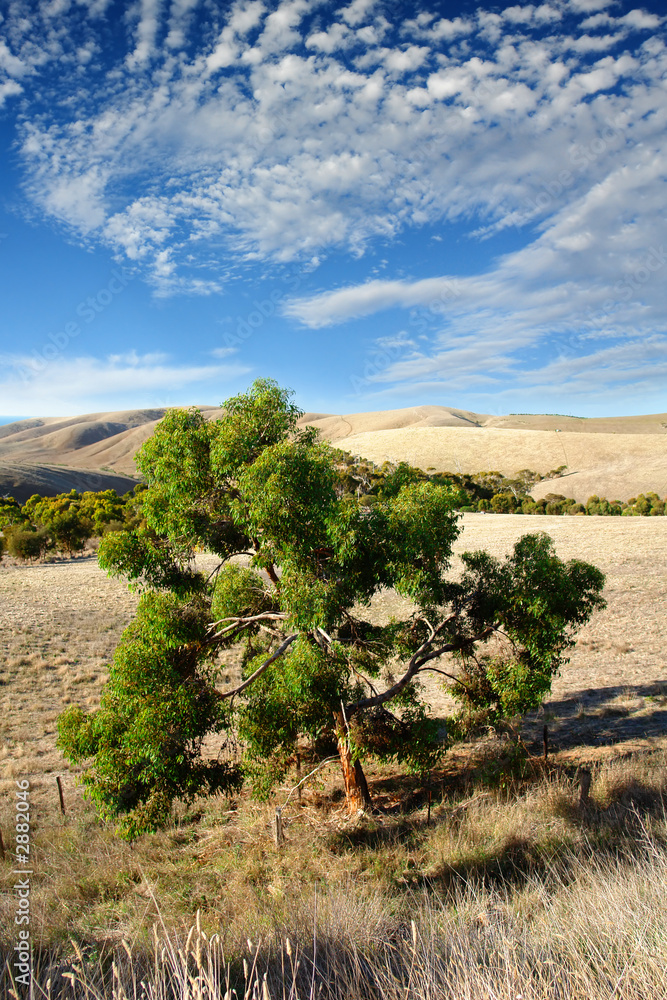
top-left (0, 0), bottom-right (666, 420)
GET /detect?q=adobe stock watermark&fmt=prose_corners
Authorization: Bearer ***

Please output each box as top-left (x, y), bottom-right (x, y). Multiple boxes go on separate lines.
top-left (520, 112), bottom-right (634, 221)
top-left (350, 279), bottom-right (463, 395)
top-left (219, 256), bottom-right (327, 352)
top-left (14, 268), bottom-right (132, 383)
top-left (13, 778), bottom-right (32, 992)
top-left (570, 244), bottom-right (667, 349)
top-left (614, 244), bottom-right (666, 302)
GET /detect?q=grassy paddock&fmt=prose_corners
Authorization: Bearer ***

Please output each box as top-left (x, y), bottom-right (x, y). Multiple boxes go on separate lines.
top-left (1, 747), bottom-right (666, 998)
top-left (1, 517), bottom-right (666, 997)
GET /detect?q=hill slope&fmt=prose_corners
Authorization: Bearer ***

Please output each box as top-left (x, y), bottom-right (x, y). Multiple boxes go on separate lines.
top-left (0, 406), bottom-right (665, 503)
top-left (0, 463), bottom-right (139, 504)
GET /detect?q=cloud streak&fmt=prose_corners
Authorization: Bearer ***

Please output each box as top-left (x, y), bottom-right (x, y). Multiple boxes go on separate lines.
top-left (0, 352), bottom-right (250, 416)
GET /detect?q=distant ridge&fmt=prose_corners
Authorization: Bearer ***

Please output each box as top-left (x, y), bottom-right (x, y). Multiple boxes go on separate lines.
top-left (0, 405), bottom-right (665, 504)
top-left (0, 463), bottom-right (138, 505)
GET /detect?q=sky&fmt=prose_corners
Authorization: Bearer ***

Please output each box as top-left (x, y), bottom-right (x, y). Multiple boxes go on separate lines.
top-left (0, 0), bottom-right (666, 421)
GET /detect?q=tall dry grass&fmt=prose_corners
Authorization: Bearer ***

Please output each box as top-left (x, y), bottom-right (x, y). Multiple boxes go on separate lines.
top-left (2, 751), bottom-right (666, 1000)
top-left (2, 829), bottom-right (666, 999)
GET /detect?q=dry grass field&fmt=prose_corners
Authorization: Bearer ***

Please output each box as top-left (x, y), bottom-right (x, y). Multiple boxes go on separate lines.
top-left (331, 425), bottom-right (667, 504)
top-left (1, 515), bottom-right (665, 811)
top-left (0, 514), bottom-right (666, 998)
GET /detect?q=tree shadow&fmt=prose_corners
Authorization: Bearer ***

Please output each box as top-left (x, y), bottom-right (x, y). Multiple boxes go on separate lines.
top-left (523, 682), bottom-right (667, 753)
top-left (329, 766), bottom-right (667, 899)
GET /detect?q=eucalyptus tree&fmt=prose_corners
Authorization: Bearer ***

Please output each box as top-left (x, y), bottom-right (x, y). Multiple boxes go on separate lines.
top-left (58, 379), bottom-right (606, 839)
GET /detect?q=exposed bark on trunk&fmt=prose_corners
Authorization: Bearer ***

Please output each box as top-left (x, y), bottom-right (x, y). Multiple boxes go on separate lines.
top-left (334, 710), bottom-right (372, 814)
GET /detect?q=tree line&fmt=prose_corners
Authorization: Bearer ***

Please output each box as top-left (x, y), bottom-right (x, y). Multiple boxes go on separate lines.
top-left (1, 459), bottom-right (664, 564)
top-left (0, 486), bottom-right (146, 560)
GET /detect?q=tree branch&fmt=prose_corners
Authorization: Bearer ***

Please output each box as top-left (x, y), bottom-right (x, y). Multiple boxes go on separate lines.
top-left (418, 665), bottom-right (475, 696)
top-left (204, 552), bottom-right (255, 586)
top-left (217, 632), bottom-right (299, 701)
top-left (207, 611), bottom-right (288, 636)
top-left (345, 624), bottom-right (494, 716)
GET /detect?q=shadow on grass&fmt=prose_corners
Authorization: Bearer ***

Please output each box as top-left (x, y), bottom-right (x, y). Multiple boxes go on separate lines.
top-left (523, 682), bottom-right (667, 753)
top-left (326, 747), bottom-right (667, 898)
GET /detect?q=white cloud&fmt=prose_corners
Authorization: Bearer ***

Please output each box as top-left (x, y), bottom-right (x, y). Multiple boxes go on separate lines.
top-left (426, 16), bottom-right (473, 39)
top-left (4, 0), bottom-right (667, 315)
top-left (534, 5), bottom-right (562, 22)
top-left (283, 276), bottom-right (462, 327)
top-left (337, 0), bottom-right (376, 27)
top-left (568, 0), bottom-right (614, 12)
top-left (0, 353), bottom-right (251, 415)
top-left (621, 9), bottom-right (663, 29)
top-left (206, 0), bottom-right (266, 69)
top-left (0, 39), bottom-right (29, 76)
top-left (0, 78), bottom-right (23, 106)
top-left (306, 22), bottom-right (352, 53)
top-left (126, 0), bottom-right (163, 68)
top-left (284, 141), bottom-right (667, 399)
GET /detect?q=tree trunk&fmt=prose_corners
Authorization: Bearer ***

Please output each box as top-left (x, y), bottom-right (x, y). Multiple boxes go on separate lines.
top-left (334, 710), bottom-right (372, 814)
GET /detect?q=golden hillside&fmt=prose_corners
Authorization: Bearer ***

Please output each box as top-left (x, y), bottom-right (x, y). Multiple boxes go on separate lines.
top-left (0, 405), bottom-right (665, 503)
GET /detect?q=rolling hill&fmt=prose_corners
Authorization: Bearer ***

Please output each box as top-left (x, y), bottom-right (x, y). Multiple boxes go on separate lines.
top-left (0, 405), bottom-right (665, 504)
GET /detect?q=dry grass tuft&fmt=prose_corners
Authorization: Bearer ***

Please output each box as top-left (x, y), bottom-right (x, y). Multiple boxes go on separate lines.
top-left (2, 826), bottom-right (667, 999)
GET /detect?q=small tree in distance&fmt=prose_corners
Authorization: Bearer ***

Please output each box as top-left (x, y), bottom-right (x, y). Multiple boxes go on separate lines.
top-left (57, 379), bottom-right (606, 839)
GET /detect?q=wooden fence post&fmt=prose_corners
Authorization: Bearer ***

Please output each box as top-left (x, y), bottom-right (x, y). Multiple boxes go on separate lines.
top-left (274, 807), bottom-right (284, 847)
top-left (578, 767), bottom-right (591, 808)
top-left (56, 776), bottom-right (66, 816)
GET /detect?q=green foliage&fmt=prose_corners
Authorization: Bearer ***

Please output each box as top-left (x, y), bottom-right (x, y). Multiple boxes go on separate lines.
top-left (4, 525), bottom-right (50, 560)
top-left (238, 636), bottom-right (354, 797)
top-left (78, 489), bottom-right (128, 534)
top-left (135, 408), bottom-right (219, 549)
top-left (450, 532), bottom-right (606, 729)
top-left (4, 486), bottom-right (141, 558)
top-left (58, 379), bottom-right (607, 837)
top-left (490, 493), bottom-right (517, 514)
top-left (351, 700), bottom-right (444, 773)
top-left (234, 440), bottom-right (338, 561)
top-left (622, 492), bottom-right (666, 516)
top-left (0, 496), bottom-right (22, 529)
top-left (57, 591), bottom-right (241, 839)
top-left (210, 564), bottom-right (278, 635)
top-left (97, 528), bottom-right (206, 595)
top-left (22, 490), bottom-right (93, 552)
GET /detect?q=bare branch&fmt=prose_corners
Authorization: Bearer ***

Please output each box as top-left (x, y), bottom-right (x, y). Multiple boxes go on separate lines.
top-left (204, 552), bottom-right (255, 586)
top-left (350, 664), bottom-right (380, 697)
top-left (217, 633), bottom-right (300, 701)
top-left (208, 611), bottom-right (288, 635)
top-left (283, 756), bottom-right (339, 809)
top-left (418, 665), bottom-right (475, 696)
top-left (345, 624), bottom-right (493, 716)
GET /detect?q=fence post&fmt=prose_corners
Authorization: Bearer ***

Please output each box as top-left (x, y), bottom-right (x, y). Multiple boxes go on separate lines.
top-left (274, 807), bottom-right (284, 847)
top-left (56, 776), bottom-right (66, 816)
top-left (578, 767), bottom-right (591, 808)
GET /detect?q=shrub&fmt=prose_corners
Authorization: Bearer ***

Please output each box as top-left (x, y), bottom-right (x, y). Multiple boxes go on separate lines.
top-left (5, 525), bottom-right (50, 560)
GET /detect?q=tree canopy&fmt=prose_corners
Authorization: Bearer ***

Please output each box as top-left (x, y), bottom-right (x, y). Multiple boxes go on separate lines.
top-left (57, 379), bottom-right (606, 839)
